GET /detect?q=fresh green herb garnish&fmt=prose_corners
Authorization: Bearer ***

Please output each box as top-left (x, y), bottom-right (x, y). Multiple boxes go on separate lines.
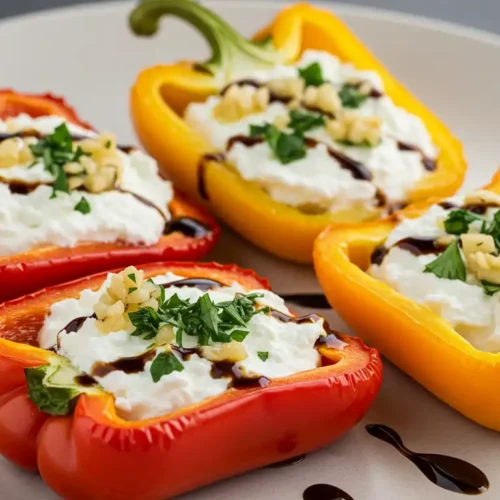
top-left (129, 290), bottom-right (266, 346)
top-left (128, 274), bottom-right (137, 283)
top-left (249, 123), bottom-right (306, 164)
top-left (424, 240), bottom-right (466, 281)
top-left (257, 351), bottom-right (269, 362)
top-left (74, 196), bottom-right (91, 214)
top-left (288, 109), bottom-right (325, 133)
top-left (481, 281), bottom-right (500, 296)
top-left (338, 83), bottom-right (368, 109)
top-left (29, 123), bottom-right (89, 197)
top-left (150, 351), bottom-right (184, 382)
top-left (483, 210), bottom-right (500, 248)
top-left (444, 209), bottom-right (482, 235)
top-left (129, 287), bottom-right (138, 293)
top-left (298, 62), bottom-right (325, 87)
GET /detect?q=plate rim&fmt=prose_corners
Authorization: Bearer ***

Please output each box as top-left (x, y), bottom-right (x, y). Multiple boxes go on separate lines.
top-left (1, 0), bottom-right (500, 50)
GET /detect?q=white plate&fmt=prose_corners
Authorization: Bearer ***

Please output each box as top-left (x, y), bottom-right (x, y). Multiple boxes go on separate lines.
top-left (1, 2), bottom-right (500, 499)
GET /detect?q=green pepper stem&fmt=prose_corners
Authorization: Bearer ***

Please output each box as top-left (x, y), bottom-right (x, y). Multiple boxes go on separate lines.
top-left (129, 0), bottom-right (287, 85)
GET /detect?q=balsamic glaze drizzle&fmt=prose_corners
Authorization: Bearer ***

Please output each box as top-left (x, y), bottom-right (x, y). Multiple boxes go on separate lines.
top-left (370, 245), bottom-right (389, 266)
top-left (303, 484), bottom-right (355, 500)
top-left (396, 141), bottom-right (437, 172)
top-left (395, 237), bottom-right (440, 256)
top-left (281, 293), bottom-right (331, 309)
top-left (164, 277), bottom-right (223, 290)
top-left (91, 350), bottom-right (156, 378)
top-left (197, 152), bottom-right (226, 201)
top-left (366, 424), bottom-right (489, 495)
top-left (163, 217), bottom-right (211, 238)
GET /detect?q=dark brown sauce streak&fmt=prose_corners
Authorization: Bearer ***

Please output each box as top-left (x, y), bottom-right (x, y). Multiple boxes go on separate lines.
top-left (462, 203), bottom-right (499, 215)
top-left (225, 135), bottom-right (372, 181)
top-left (163, 217), bottom-right (211, 238)
top-left (281, 293), bottom-right (331, 309)
top-left (267, 454), bottom-right (307, 468)
top-left (366, 424), bottom-right (489, 495)
top-left (210, 361), bottom-right (270, 388)
top-left (197, 152), bottom-right (226, 201)
top-left (395, 237), bottom-right (440, 256)
top-left (74, 374), bottom-right (98, 387)
top-left (439, 201), bottom-right (459, 210)
top-left (91, 350), bottom-right (156, 378)
top-left (303, 484), bottom-right (355, 500)
top-left (171, 345), bottom-right (199, 361)
top-left (163, 278), bottom-right (222, 291)
top-left (370, 245), bottom-right (389, 265)
top-left (397, 141), bottom-right (436, 172)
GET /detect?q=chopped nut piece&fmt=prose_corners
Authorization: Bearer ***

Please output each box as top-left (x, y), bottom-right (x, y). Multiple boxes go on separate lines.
top-left (303, 83), bottom-right (341, 115)
top-left (464, 190), bottom-right (500, 207)
top-left (461, 234), bottom-right (496, 256)
top-left (267, 78), bottom-right (305, 100)
top-left (156, 325), bottom-right (175, 346)
top-left (326, 113), bottom-right (382, 146)
top-left (213, 85), bottom-right (270, 123)
top-left (0, 138), bottom-right (34, 168)
top-left (94, 266), bottom-right (161, 334)
top-left (201, 341), bottom-right (248, 363)
top-left (435, 235), bottom-right (456, 248)
top-left (467, 252), bottom-right (500, 285)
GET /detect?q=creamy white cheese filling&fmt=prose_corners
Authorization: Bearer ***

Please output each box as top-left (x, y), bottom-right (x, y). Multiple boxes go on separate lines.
top-left (369, 196), bottom-right (500, 353)
top-left (39, 272), bottom-right (329, 421)
top-left (184, 50), bottom-right (437, 212)
top-left (0, 114), bottom-right (173, 256)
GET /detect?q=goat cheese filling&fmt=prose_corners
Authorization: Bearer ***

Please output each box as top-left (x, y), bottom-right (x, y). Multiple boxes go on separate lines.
top-left (38, 266), bottom-right (340, 421)
top-left (368, 189), bottom-right (500, 352)
top-left (0, 114), bottom-right (173, 256)
top-left (185, 50), bottom-right (437, 214)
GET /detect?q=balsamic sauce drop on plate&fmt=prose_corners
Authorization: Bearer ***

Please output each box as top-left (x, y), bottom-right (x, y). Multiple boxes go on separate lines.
top-left (303, 484), bottom-right (354, 500)
top-left (281, 293), bottom-right (331, 309)
top-left (366, 424), bottom-right (489, 495)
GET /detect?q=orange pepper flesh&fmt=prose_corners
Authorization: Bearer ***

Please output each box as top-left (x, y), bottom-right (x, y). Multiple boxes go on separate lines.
top-left (0, 89), bottom-right (94, 130)
top-left (130, 2), bottom-right (466, 263)
top-left (313, 174), bottom-right (500, 431)
top-left (0, 262), bottom-right (382, 499)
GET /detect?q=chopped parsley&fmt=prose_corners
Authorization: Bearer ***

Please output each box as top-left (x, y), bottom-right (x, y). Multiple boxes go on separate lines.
top-left (298, 62), bottom-right (325, 87)
top-left (29, 123), bottom-right (89, 197)
top-left (338, 83), bottom-right (368, 109)
top-left (129, 290), bottom-right (267, 346)
top-left (444, 209), bottom-right (482, 235)
top-left (128, 274), bottom-right (137, 283)
top-left (74, 196), bottom-right (91, 214)
top-left (288, 109), bottom-right (325, 134)
top-left (483, 210), bottom-right (500, 248)
top-left (129, 287), bottom-right (138, 293)
top-left (249, 123), bottom-right (306, 164)
top-left (150, 351), bottom-right (184, 383)
top-left (424, 240), bottom-right (466, 281)
top-left (257, 351), bottom-right (269, 362)
top-left (481, 281), bottom-right (500, 296)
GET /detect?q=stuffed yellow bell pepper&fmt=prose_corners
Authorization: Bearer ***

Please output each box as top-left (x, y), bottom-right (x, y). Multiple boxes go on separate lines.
top-left (130, 0), bottom-right (466, 263)
top-left (314, 171), bottom-right (500, 431)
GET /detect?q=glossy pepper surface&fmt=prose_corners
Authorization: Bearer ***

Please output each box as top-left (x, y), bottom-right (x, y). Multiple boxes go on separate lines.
top-left (0, 89), bottom-right (94, 130)
top-left (0, 91), bottom-right (220, 302)
top-left (130, 1), bottom-right (466, 263)
top-left (0, 262), bottom-right (382, 500)
top-left (314, 172), bottom-right (500, 431)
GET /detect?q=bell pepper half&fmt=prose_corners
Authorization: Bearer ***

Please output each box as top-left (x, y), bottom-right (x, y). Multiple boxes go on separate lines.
top-left (129, 0), bottom-right (466, 263)
top-left (0, 191), bottom-right (220, 303)
top-left (313, 171), bottom-right (500, 431)
top-left (0, 89), bottom-right (94, 130)
top-left (0, 261), bottom-right (381, 500)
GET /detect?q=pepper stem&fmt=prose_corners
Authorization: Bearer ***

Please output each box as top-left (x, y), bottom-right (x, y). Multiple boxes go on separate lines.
top-left (129, 0), bottom-right (287, 86)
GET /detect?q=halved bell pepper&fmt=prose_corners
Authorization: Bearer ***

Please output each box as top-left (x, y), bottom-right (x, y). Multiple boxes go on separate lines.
top-left (0, 261), bottom-right (381, 500)
top-left (0, 191), bottom-right (220, 303)
top-left (0, 89), bottom-right (94, 130)
top-left (129, 0), bottom-right (466, 263)
top-left (0, 90), bottom-right (220, 303)
top-left (313, 171), bottom-right (500, 431)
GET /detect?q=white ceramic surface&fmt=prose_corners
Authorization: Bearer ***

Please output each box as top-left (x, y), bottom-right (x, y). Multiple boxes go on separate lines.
top-left (1, 2), bottom-right (500, 499)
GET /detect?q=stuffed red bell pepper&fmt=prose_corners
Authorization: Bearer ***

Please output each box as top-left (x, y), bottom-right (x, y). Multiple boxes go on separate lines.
top-left (0, 261), bottom-right (381, 500)
top-left (0, 91), bottom-right (219, 302)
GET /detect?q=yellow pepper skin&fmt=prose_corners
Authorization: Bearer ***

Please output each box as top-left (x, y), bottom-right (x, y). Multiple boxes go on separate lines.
top-left (313, 171), bottom-right (500, 431)
top-left (130, 1), bottom-right (466, 263)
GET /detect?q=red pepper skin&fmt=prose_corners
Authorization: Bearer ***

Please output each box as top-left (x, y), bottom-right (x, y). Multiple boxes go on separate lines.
top-left (0, 191), bottom-right (220, 303)
top-left (0, 89), bottom-right (94, 130)
top-left (0, 262), bottom-right (381, 500)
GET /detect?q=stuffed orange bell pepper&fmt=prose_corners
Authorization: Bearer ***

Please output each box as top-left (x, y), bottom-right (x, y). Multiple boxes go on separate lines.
top-left (314, 170), bottom-right (500, 431)
top-left (0, 91), bottom-right (219, 302)
top-left (130, 0), bottom-right (466, 263)
top-left (0, 261), bottom-right (381, 500)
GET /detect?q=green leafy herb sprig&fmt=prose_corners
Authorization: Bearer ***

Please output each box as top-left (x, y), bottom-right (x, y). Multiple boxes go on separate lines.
top-left (249, 109), bottom-right (325, 165)
top-left (338, 83), bottom-right (368, 109)
top-left (298, 62), bottom-right (325, 87)
top-left (424, 240), bottom-right (466, 281)
top-left (150, 351), bottom-right (184, 382)
top-left (29, 124), bottom-right (91, 210)
top-left (129, 290), bottom-right (268, 347)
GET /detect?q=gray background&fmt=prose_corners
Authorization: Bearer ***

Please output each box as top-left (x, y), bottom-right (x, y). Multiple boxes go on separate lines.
top-left (0, 0), bottom-right (500, 36)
